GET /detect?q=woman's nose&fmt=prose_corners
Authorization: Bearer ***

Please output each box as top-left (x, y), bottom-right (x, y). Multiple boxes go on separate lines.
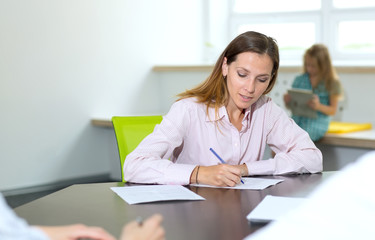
top-left (245, 79), bottom-right (255, 93)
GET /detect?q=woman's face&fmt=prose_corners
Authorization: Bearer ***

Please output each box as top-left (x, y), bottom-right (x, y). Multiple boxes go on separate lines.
top-left (305, 55), bottom-right (320, 77)
top-left (222, 51), bottom-right (273, 112)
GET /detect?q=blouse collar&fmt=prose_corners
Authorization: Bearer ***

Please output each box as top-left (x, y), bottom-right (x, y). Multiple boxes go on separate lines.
top-left (206, 104), bottom-right (252, 123)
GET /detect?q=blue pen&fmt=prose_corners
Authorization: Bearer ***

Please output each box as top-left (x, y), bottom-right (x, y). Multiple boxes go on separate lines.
top-left (209, 148), bottom-right (245, 184)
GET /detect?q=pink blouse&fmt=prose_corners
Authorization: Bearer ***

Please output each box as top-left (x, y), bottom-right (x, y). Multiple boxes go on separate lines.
top-left (124, 96), bottom-right (322, 185)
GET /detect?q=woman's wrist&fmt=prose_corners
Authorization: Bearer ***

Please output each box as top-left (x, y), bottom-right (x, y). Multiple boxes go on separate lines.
top-left (189, 166), bottom-right (199, 184)
top-left (241, 163), bottom-right (248, 176)
top-left (195, 166), bottom-right (200, 184)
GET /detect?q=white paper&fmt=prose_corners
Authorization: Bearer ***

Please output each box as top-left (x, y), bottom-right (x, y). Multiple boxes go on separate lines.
top-left (246, 195), bottom-right (306, 223)
top-left (111, 185), bottom-right (205, 204)
top-left (190, 177), bottom-right (284, 190)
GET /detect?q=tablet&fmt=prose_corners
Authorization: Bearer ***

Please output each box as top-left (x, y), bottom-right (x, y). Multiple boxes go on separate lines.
top-left (288, 88), bottom-right (317, 119)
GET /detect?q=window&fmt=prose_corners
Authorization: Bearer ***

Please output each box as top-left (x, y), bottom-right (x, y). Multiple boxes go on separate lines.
top-left (233, 0), bottom-right (320, 13)
top-left (337, 20), bottom-right (375, 54)
top-left (229, 0), bottom-right (375, 65)
top-left (236, 22), bottom-right (317, 60)
top-left (332, 0), bottom-right (375, 9)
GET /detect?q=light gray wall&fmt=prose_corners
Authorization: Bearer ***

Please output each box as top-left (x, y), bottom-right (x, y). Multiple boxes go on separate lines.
top-left (0, 0), bottom-right (204, 191)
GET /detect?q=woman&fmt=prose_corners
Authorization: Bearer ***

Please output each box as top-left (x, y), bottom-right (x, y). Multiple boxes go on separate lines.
top-left (284, 44), bottom-right (342, 141)
top-left (124, 31), bottom-right (322, 187)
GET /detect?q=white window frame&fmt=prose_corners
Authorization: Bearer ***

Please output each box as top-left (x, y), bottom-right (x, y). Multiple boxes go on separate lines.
top-left (226, 0), bottom-right (375, 66)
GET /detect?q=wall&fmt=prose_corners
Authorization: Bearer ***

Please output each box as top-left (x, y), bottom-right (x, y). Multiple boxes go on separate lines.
top-left (0, 0), bottom-right (204, 191)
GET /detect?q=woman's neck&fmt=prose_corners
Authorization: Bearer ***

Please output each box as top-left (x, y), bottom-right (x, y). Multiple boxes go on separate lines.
top-left (226, 107), bottom-right (245, 131)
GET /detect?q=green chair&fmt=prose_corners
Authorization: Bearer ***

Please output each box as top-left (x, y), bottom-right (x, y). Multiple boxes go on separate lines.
top-left (112, 115), bottom-right (163, 182)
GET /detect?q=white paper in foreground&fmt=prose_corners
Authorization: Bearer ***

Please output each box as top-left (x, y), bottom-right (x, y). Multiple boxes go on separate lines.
top-left (111, 185), bottom-right (205, 204)
top-left (191, 177), bottom-right (284, 190)
top-left (245, 152), bottom-right (375, 240)
top-left (247, 195), bottom-right (306, 223)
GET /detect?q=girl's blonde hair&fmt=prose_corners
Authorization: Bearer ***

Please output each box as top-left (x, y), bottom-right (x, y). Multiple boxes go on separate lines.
top-left (303, 44), bottom-right (339, 93)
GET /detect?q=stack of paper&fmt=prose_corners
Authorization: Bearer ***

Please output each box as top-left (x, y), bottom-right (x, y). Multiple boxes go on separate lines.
top-left (191, 177), bottom-right (284, 190)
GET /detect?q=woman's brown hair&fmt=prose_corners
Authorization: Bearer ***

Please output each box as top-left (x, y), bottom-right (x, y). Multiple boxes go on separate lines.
top-left (177, 31), bottom-right (279, 118)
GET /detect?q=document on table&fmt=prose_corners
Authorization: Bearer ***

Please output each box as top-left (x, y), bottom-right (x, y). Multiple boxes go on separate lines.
top-left (190, 177), bottom-right (284, 190)
top-left (247, 195), bottom-right (306, 223)
top-left (111, 185), bottom-right (205, 204)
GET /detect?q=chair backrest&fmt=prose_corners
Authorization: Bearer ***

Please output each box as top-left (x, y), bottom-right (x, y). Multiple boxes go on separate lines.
top-left (112, 115), bottom-right (163, 182)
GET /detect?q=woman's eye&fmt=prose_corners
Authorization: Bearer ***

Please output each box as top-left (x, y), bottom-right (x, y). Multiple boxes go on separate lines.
top-left (258, 78), bottom-right (269, 83)
top-left (238, 72), bottom-right (246, 78)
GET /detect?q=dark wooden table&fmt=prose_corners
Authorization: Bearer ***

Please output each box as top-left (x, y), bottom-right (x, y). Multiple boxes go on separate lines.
top-left (15, 172), bottom-right (335, 240)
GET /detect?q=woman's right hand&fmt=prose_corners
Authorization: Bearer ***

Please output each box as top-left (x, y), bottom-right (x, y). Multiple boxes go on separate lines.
top-left (195, 164), bottom-right (242, 187)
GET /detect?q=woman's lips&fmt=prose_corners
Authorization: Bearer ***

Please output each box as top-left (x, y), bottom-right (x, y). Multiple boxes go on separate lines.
top-left (240, 94), bottom-right (253, 102)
